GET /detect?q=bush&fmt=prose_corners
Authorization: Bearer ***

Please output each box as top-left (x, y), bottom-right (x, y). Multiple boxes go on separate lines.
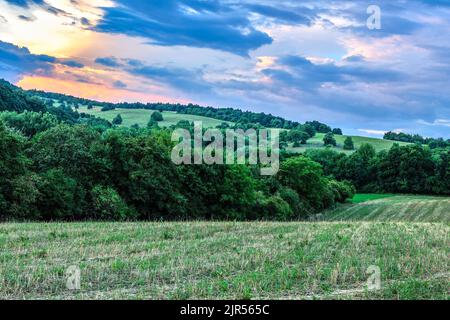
top-left (323, 133), bottom-right (337, 147)
top-left (151, 111), bottom-right (164, 122)
top-left (112, 114), bottom-right (123, 125)
top-left (329, 180), bottom-right (356, 203)
top-left (91, 185), bottom-right (133, 220)
top-left (332, 128), bottom-right (343, 135)
top-left (278, 187), bottom-right (310, 218)
top-left (343, 136), bottom-right (354, 150)
top-left (147, 119), bottom-right (159, 129)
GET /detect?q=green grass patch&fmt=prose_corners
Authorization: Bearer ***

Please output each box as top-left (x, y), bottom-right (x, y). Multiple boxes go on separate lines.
top-left (287, 133), bottom-right (412, 154)
top-left (77, 106), bottom-right (234, 128)
top-left (351, 194), bottom-right (397, 203)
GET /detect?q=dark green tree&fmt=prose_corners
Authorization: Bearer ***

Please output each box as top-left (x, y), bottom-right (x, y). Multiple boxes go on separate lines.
top-left (323, 133), bottom-right (337, 146)
top-left (343, 136), bottom-right (355, 150)
top-left (151, 111), bottom-right (164, 122)
top-left (112, 114), bottom-right (123, 125)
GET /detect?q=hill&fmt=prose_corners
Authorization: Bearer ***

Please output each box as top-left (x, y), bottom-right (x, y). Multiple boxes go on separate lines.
top-left (324, 195), bottom-right (450, 222)
top-left (287, 133), bottom-right (412, 154)
top-left (0, 79), bottom-right (46, 113)
top-left (76, 105), bottom-right (401, 153)
top-left (77, 105), bottom-right (234, 128)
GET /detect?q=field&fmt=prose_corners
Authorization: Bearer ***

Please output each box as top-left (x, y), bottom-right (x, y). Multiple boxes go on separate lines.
top-left (0, 195), bottom-right (448, 300)
top-left (324, 195), bottom-right (450, 223)
top-left (287, 133), bottom-right (412, 154)
top-left (73, 105), bottom-right (405, 154)
top-left (77, 106), bottom-right (233, 128)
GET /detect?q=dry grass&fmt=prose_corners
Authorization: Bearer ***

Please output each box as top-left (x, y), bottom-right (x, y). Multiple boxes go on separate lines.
top-left (0, 221), bottom-right (448, 300)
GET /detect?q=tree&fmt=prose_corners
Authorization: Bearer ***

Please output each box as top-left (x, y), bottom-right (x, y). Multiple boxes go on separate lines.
top-left (287, 130), bottom-right (309, 144)
top-left (147, 118), bottom-right (159, 129)
top-left (87, 104), bottom-right (93, 110)
top-left (343, 136), bottom-right (355, 150)
top-left (0, 123), bottom-right (29, 219)
top-left (0, 111), bottom-right (59, 137)
top-left (151, 111), bottom-right (164, 122)
top-left (323, 133), bottom-right (337, 146)
top-left (277, 156), bottom-right (336, 211)
top-left (112, 114), bottom-right (123, 125)
top-left (332, 128), bottom-right (343, 135)
top-left (91, 185), bottom-right (133, 220)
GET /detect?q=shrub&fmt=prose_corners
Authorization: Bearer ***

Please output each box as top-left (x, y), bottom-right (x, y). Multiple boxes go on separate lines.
top-left (112, 114), bottom-right (123, 125)
top-left (323, 133), bottom-right (337, 146)
top-left (91, 185), bottom-right (132, 220)
top-left (343, 136), bottom-right (355, 150)
top-left (332, 128), bottom-right (343, 135)
top-left (151, 111), bottom-right (164, 122)
top-left (329, 180), bottom-right (356, 203)
top-left (278, 187), bottom-right (310, 218)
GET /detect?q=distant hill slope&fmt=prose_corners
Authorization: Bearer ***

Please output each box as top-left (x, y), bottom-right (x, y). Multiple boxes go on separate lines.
top-left (77, 105), bottom-right (234, 128)
top-left (77, 105), bottom-right (406, 152)
top-left (324, 195), bottom-right (450, 222)
top-left (0, 79), bottom-right (45, 113)
top-left (287, 133), bottom-right (412, 154)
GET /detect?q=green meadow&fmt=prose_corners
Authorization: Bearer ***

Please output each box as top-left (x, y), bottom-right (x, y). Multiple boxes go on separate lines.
top-left (78, 106), bottom-right (234, 128)
top-left (287, 133), bottom-right (412, 154)
top-left (77, 105), bottom-right (409, 154)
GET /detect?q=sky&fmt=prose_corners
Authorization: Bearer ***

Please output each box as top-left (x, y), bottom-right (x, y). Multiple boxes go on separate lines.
top-left (0, 0), bottom-right (449, 138)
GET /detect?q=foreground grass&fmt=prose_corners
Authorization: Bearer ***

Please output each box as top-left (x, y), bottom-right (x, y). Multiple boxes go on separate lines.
top-left (0, 221), bottom-right (448, 300)
top-left (325, 195), bottom-right (450, 223)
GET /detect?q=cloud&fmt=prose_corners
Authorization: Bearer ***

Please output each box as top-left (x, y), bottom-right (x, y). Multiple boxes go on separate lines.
top-left (0, 40), bottom-right (56, 80)
top-left (417, 119), bottom-right (450, 127)
top-left (60, 60), bottom-right (84, 68)
top-left (95, 57), bottom-right (121, 68)
top-left (357, 129), bottom-right (386, 136)
top-left (4, 0), bottom-right (45, 7)
top-left (93, 0), bottom-right (273, 56)
top-left (129, 64), bottom-right (211, 93)
top-left (0, 41), bottom-right (84, 81)
top-left (245, 3), bottom-right (312, 25)
top-left (18, 14), bottom-right (35, 22)
top-left (262, 55), bottom-right (404, 90)
top-left (113, 80), bottom-right (127, 88)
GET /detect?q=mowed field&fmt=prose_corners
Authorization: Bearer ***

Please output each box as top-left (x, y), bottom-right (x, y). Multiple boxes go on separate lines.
top-left (0, 195), bottom-right (448, 300)
top-left (78, 106), bottom-right (234, 128)
top-left (325, 195), bottom-right (450, 223)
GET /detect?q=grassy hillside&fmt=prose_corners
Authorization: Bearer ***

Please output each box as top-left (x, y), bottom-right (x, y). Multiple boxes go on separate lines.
top-left (59, 103), bottom-right (407, 153)
top-left (0, 218), bottom-right (448, 300)
top-left (287, 133), bottom-right (412, 154)
top-left (78, 106), bottom-right (234, 128)
top-left (325, 195), bottom-right (450, 223)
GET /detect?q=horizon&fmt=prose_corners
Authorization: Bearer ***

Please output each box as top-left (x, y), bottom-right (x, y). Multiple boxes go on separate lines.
top-left (1, 0), bottom-right (449, 138)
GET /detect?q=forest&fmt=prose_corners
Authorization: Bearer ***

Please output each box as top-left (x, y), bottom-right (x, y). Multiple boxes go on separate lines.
top-left (1, 79), bottom-right (449, 221)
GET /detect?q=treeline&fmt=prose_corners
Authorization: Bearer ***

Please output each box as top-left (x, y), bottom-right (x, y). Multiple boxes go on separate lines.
top-left (29, 88), bottom-right (339, 132)
top-left (0, 112), bottom-right (354, 221)
top-left (304, 144), bottom-right (450, 195)
top-left (384, 131), bottom-right (449, 149)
